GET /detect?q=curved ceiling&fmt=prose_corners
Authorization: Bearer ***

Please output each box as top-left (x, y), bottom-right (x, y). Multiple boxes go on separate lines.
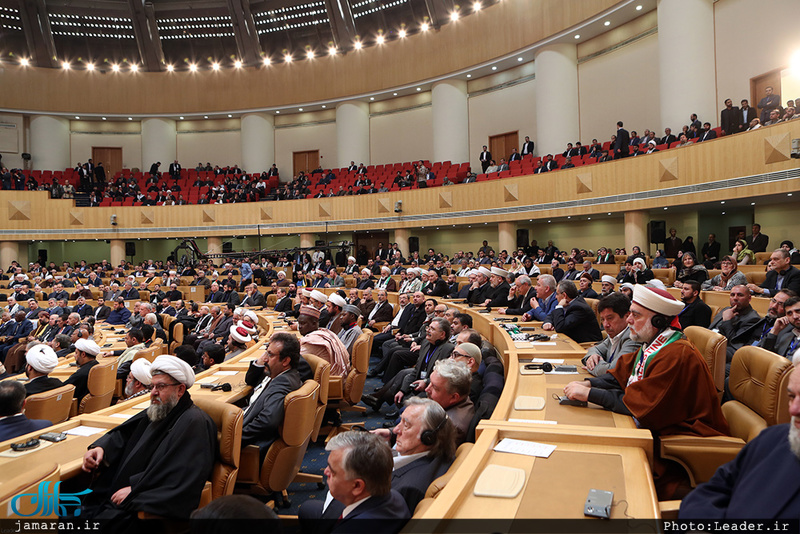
top-left (0, 0), bottom-right (497, 71)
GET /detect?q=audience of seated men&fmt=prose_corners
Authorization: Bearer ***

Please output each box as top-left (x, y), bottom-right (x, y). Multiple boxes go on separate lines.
top-left (581, 293), bottom-right (641, 377)
top-left (677, 280), bottom-right (713, 328)
top-left (709, 285), bottom-right (762, 370)
top-left (541, 280), bottom-right (603, 343)
top-left (0, 381), bottom-right (52, 442)
top-left (23, 343), bottom-right (63, 396)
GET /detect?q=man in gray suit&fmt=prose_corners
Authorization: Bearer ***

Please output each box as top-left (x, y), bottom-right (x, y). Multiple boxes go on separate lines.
top-left (241, 331), bottom-right (303, 456)
top-left (709, 285), bottom-right (762, 371)
top-left (758, 296), bottom-right (800, 359)
top-left (581, 293), bottom-right (642, 376)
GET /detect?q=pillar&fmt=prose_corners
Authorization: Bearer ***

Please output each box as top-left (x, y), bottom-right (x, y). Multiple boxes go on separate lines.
top-left (498, 222), bottom-right (516, 257)
top-left (241, 113), bottom-right (275, 175)
top-left (207, 237), bottom-right (223, 256)
top-left (17, 243), bottom-right (28, 269)
top-left (29, 116), bottom-right (70, 172)
top-left (141, 118), bottom-right (177, 173)
top-left (534, 44), bottom-right (579, 157)
top-left (624, 211), bottom-right (649, 254)
top-left (657, 0), bottom-right (716, 132)
top-left (336, 102), bottom-right (370, 168)
top-left (299, 233), bottom-right (315, 249)
top-left (0, 242), bottom-right (19, 271)
top-left (431, 80), bottom-right (469, 164)
top-left (110, 239), bottom-right (125, 267)
top-left (394, 228), bottom-right (410, 259)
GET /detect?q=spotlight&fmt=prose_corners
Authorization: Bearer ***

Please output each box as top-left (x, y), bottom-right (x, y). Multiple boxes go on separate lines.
top-left (211, 62), bottom-right (220, 71)
top-left (20, 58), bottom-right (29, 67)
top-left (130, 63), bottom-right (139, 72)
top-left (398, 29), bottom-right (406, 38)
top-left (166, 64), bottom-right (174, 72)
top-left (234, 60), bottom-right (242, 68)
top-left (86, 63), bottom-right (95, 71)
top-left (328, 47), bottom-right (337, 56)
top-left (354, 41), bottom-right (362, 50)
top-left (421, 22), bottom-right (429, 32)
top-left (112, 64), bottom-right (120, 72)
top-left (62, 61), bottom-right (70, 70)
top-left (189, 63), bottom-right (198, 72)
top-left (473, 2), bottom-right (482, 11)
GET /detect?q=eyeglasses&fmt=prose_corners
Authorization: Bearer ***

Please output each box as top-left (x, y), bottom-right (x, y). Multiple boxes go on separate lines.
top-left (152, 382), bottom-right (181, 392)
top-left (451, 351), bottom-right (469, 358)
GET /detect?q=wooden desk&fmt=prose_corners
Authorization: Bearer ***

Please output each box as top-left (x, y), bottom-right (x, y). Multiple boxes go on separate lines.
top-left (0, 417), bottom-right (116, 481)
top-left (415, 426), bottom-right (659, 522)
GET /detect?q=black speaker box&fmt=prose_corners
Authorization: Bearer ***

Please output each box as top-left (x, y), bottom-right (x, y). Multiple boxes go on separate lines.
top-left (125, 242), bottom-right (136, 256)
top-left (649, 220), bottom-right (666, 244)
top-left (516, 229), bottom-right (529, 249)
top-left (409, 236), bottom-right (420, 253)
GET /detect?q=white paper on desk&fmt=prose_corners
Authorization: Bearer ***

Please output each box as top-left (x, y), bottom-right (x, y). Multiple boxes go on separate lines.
top-left (133, 401), bottom-right (151, 409)
top-left (493, 438), bottom-right (556, 458)
top-left (532, 358), bottom-right (564, 363)
top-left (64, 426), bottom-right (106, 437)
top-left (513, 341), bottom-right (532, 348)
top-left (195, 376), bottom-right (218, 384)
top-left (109, 413), bottom-right (133, 420)
top-left (509, 418), bottom-right (558, 425)
top-left (213, 371), bottom-right (239, 376)
top-left (545, 370), bottom-right (579, 375)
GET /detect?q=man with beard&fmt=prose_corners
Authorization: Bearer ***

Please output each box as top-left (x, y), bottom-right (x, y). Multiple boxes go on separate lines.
top-left (481, 267), bottom-right (511, 307)
top-left (679, 358), bottom-right (800, 518)
top-left (81, 355), bottom-right (216, 528)
top-left (758, 296), bottom-right (800, 359)
top-left (122, 358), bottom-right (152, 400)
top-left (677, 280), bottom-right (712, 329)
top-left (564, 285), bottom-right (728, 498)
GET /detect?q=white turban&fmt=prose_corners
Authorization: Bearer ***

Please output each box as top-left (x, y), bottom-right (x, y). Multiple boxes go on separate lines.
top-left (229, 324), bottom-right (253, 344)
top-left (301, 288), bottom-right (312, 297)
top-left (74, 338), bottom-right (101, 357)
top-left (26, 344), bottom-right (58, 374)
top-left (632, 285), bottom-right (684, 317)
top-left (478, 266), bottom-right (492, 278)
top-left (310, 290), bottom-right (328, 304)
top-left (151, 355), bottom-right (195, 387)
top-left (242, 309), bottom-right (258, 324)
top-left (601, 275), bottom-right (617, 285)
top-left (130, 358), bottom-right (152, 386)
top-left (490, 266), bottom-right (509, 277)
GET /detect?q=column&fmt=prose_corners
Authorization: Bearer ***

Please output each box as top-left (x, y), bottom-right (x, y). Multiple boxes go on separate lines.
top-left (498, 222), bottom-right (516, 257)
top-left (534, 44), bottom-right (579, 157)
top-left (657, 0), bottom-right (716, 132)
top-left (336, 101), bottom-right (370, 168)
top-left (110, 239), bottom-right (125, 267)
top-left (141, 118), bottom-right (177, 172)
top-left (207, 237), bottom-right (223, 256)
top-left (18, 243), bottom-right (29, 269)
top-left (241, 113), bottom-right (275, 175)
top-left (393, 228), bottom-right (410, 259)
top-left (29, 116), bottom-right (70, 172)
top-left (624, 211), bottom-right (649, 253)
top-left (299, 233), bottom-right (315, 249)
top-left (431, 80), bottom-right (469, 164)
top-left (0, 242), bottom-right (19, 271)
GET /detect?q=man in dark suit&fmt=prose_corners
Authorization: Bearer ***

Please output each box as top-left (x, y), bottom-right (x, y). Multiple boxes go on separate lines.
top-left (758, 85), bottom-right (782, 124)
top-left (745, 223), bottom-right (770, 254)
top-left (273, 287), bottom-right (293, 314)
top-left (758, 296), bottom-right (800, 358)
top-left (0, 381), bottom-right (52, 442)
top-left (64, 338), bottom-right (101, 404)
top-left (698, 122), bottom-right (717, 142)
top-left (739, 99), bottom-right (757, 131)
top-left (720, 99), bottom-right (741, 136)
top-left (709, 285), bottom-right (762, 365)
top-left (72, 296), bottom-right (93, 319)
top-left (241, 332), bottom-right (303, 456)
top-left (365, 289), bottom-right (394, 330)
top-left (240, 284), bottom-right (266, 308)
top-left (479, 145), bottom-right (492, 173)
top-left (679, 366), bottom-right (800, 519)
top-left (120, 282), bottom-right (140, 300)
top-left (543, 280), bottom-right (603, 343)
top-left (23, 344), bottom-right (63, 396)
top-left (613, 121), bottom-right (630, 159)
top-left (521, 136), bottom-right (535, 157)
top-left (678, 281), bottom-right (713, 329)
top-left (748, 249), bottom-right (800, 297)
top-left (661, 127), bottom-right (677, 146)
top-left (300, 432), bottom-right (410, 534)
top-left (148, 161), bottom-right (160, 176)
top-left (168, 160), bottom-right (181, 179)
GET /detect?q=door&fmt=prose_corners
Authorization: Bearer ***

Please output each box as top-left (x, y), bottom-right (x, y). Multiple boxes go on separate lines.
top-left (750, 69), bottom-right (782, 120)
top-left (293, 150), bottom-right (319, 177)
top-left (489, 131), bottom-right (518, 165)
top-left (92, 147), bottom-right (123, 179)
top-left (353, 231), bottom-right (390, 263)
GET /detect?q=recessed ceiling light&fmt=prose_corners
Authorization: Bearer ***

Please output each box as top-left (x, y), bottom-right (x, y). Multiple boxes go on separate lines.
top-left (329, 47), bottom-right (337, 56)
top-left (284, 54), bottom-right (292, 63)
top-left (517, 57), bottom-right (523, 62)
top-left (298, 108), bottom-right (303, 111)
top-left (398, 29), bottom-right (406, 38)
top-left (354, 41), bottom-right (362, 50)
top-left (234, 60), bottom-right (242, 68)
top-left (166, 64), bottom-right (174, 72)
top-left (473, 2), bottom-right (481, 11)
top-left (204, 115), bottom-right (208, 119)
top-left (307, 50), bottom-right (315, 59)
top-left (86, 63), bottom-right (95, 71)
top-left (227, 114), bottom-right (232, 118)
top-left (421, 22), bottom-right (429, 32)
top-left (604, 20), bottom-right (611, 26)
top-left (376, 35), bottom-right (384, 45)
top-left (393, 92), bottom-right (398, 96)
top-left (111, 64), bottom-right (120, 72)
top-left (574, 34), bottom-right (580, 39)
top-left (130, 63), bottom-right (139, 72)
top-left (450, 12), bottom-right (459, 21)
top-left (75, 116), bottom-right (80, 119)
top-left (189, 64), bottom-right (198, 72)
top-left (636, 4), bottom-right (642, 10)
top-left (62, 61), bottom-right (70, 70)
top-left (211, 62), bottom-right (220, 71)
top-left (416, 87), bottom-right (421, 91)
top-left (263, 57), bottom-right (270, 66)
top-left (466, 74), bottom-right (471, 78)
top-left (20, 58), bottom-right (29, 67)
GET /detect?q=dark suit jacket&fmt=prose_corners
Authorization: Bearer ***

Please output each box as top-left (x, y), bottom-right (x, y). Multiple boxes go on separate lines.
top-left (505, 287), bottom-right (537, 316)
top-left (359, 300), bottom-right (376, 318)
top-left (720, 107), bottom-right (741, 136)
top-left (367, 301), bottom-right (394, 323)
top-left (548, 297), bottom-right (602, 343)
top-left (760, 265), bottom-right (800, 296)
top-left (303, 490), bottom-right (410, 534)
top-left (400, 304), bottom-right (426, 335)
top-left (678, 298), bottom-right (712, 329)
top-left (661, 134), bottom-right (677, 146)
top-left (423, 279), bottom-right (448, 298)
top-left (614, 128), bottom-right (630, 157)
top-left (0, 414), bottom-right (52, 442)
top-left (241, 291), bottom-right (266, 307)
top-left (121, 288), bottom-right (140, 300)
top-left (274, 296), bottom-right (293, 313)
top-left (72, 303), bottom-right (93, 319)
top-left (401, 340), bottom-right (454, 394)
top-left (25, 376), bottom-right (64, 396)
top-left (392, 455), bottom-right (452, 512)
top-left (746, 233), bottom-right (769, 254)
top-left (758, 327), bottom-right (798, 358)
top-left (242, 365), bottom-right (302, 453)
top-left (709, 306), bottom-right (762, 360)
top-left (679, 424), bottom-right (800, 519)
top-left (64, 358), bottom-right (99, 403)
top-left (698, 129), bottom-right (717, 142)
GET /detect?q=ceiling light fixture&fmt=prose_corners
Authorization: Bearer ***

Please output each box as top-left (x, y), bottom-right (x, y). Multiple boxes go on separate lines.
top-left (166, 64), bottom-right (174, 72)
top-left (130, 63), bottom-right (139, 72)
top-left (234, 60), bottom-right (242, 68)
top-left (189, 63), bottom-right (198, 72)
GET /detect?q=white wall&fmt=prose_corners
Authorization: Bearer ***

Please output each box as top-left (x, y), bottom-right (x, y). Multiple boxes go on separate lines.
top-left (578, 32), bottom-right (661, 143)
top-left (369, 106), bottom-right (433, 166)
top-left (468, 78), bottom-right (536, 170)
top-left (176, 131), bottom-right (243, 170)
top-left (274, 122), bottom-right (337, 180)
top-left (714, 0), bottom-right (800, 109)
top-left (0, 113), bottom-right (24, 169)
top-left (70, 132), bottom-right (142, 170)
